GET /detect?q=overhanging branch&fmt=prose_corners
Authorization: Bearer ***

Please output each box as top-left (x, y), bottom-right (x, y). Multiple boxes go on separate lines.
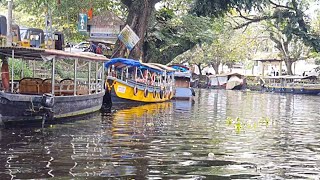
top-left (234, 15), bottom-right (277, 29)
top-left (269, 0), bottom-right (295, 10)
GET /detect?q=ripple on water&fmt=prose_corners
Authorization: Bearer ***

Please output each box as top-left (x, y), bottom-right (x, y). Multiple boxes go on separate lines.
top-left (0, 89), bottom-right (320, 179)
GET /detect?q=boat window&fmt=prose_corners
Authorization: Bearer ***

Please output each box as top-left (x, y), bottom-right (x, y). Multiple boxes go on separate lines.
top-left (127, 67), bottom-right (135, 80)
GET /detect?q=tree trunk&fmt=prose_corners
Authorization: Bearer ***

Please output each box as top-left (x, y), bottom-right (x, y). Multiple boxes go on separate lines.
top-left (115, 0), bottom-right (159, 61)
top-left (285, 59), bottom-right (294, 75)
top-left (211, 61), bottom-right (220, 74)
top-left (197, 63), bottom-right (202, 75)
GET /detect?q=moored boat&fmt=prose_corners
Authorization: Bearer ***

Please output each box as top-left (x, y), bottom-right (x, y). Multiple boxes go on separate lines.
top-left (168, 64), bottom-right (195, 100)
top-left (104, 58), bottom-right (175, 104)
top-left (0, 47), bottom-right (108, 126)
top-left (207, 73), bottom-right (246, 90)
top-left (262, 75), bottom-right (320, 95)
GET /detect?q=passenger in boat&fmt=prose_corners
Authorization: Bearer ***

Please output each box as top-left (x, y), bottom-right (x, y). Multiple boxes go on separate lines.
top-left (150, 72), bottom-right (156, 86)
top-left (89, 41), bottom-right (97, 53)
top-left (271, 67), bottom-right (275, 76)
top-left (135, 71), bottom-right (143, 83)
top-left (96, 43), bottom-right (103, 54)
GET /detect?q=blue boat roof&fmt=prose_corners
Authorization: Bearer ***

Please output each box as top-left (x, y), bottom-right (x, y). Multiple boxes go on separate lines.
top-left (104, 58), bottom-right (165, 74)
top-left (104, 58), bottom-right (141, 68)
top-left (170, 65), bottom-right (189, 72)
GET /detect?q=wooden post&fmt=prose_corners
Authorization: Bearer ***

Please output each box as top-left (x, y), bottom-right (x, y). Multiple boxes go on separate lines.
top-left (11, 50), bottom-right (14, 93)
top-left (51, 57), bottom-right (55, 95)
top-left (88, 61), bottom-right (91, 95)
top-left (279, 61), bottom-right (282, 76)
top-left (101, 62), bottom-right (105, 91)
top-left (6, 0), bottom-right (13, 46)
top-left (74, 58), bottom-right (78, 95)
top-left (262, 62), bottom-right (265, 78)
top-left (95, 62), bottom-right (98, 94)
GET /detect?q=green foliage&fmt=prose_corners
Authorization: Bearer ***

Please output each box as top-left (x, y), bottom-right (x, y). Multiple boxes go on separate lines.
top-left (145, 6), bottom-right (215, 63)
top-left (8, 59), bottom-right (33, 80)
top-left (171, 17), bottom-right (259, 73)
top-left (225, 116), bottom-right (272, 133)
top-left (192, 0), bottom-right (268, 17)
top-left (3, 0), bottom-right (320, 67)
top-left (262, 1), bottom-right (312, 74)
top-left (309, 51), bottom-right (320, 65)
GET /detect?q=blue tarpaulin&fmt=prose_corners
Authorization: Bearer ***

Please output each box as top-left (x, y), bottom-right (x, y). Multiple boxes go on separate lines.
top-left (104, 58), bottom-right (141, 68)
top-left (105, 58), bottom-right (163, 74)
top-left (171, 65), bottom-right (188, 72)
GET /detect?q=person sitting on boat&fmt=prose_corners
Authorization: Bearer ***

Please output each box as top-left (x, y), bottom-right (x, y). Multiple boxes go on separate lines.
top-left (271, 67), bottom-right (275, 76)
top-left (89, 41), bottom-right (97, 53)
top-left (136, 70), bottom-right (147, 83)
top-left (150, 72), bottom-right (156, 86)
top-left (96, 43), bottom-right (103, 54)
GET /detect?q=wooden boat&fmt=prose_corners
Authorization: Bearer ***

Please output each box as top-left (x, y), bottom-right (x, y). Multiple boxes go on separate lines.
top-left (104, 58), bottom-right (175, 104)
top-left (262, 75), bottom-right (320, 95)
top-left (168, 64), bottom-right (195, 100)
top-left (0, 47), bottom-right (108, 126)
top-left (207, 73), bottom-right (246, 90)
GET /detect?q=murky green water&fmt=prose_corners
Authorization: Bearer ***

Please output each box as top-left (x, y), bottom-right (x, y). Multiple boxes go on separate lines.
top-left (0, 89), bottom-right (320, 179)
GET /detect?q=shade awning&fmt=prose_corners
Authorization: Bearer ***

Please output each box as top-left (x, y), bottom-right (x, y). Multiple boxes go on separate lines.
top-left (0, 46), bottom-right (109, 62)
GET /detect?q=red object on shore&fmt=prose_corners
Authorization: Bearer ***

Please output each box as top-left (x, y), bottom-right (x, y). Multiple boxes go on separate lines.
top-left (88, 8), bottom-right (93, 20)
top-left (1, 60), bottom-right (10, 91)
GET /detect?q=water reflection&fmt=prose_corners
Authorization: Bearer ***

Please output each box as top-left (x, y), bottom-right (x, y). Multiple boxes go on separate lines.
top-left (0, 90), bottom-right (320, 179)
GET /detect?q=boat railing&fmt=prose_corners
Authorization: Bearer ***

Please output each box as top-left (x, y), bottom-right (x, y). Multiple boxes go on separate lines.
top-left (0, 80), bottom-right (19, 92)
top-left (77, 78), bottom-right (103, 94)
top-left (268, 83), bottom-right (282, 87)
top-left (2, 77), bottom-right (103, 96)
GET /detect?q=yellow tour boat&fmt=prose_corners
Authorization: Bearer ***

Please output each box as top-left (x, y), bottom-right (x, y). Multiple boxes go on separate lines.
top-left (104, 58), bottom-right (176, 104)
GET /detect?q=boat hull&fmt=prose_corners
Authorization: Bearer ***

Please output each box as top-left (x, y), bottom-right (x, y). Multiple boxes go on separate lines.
top-left (262, 86), bottom-right (320, 95)
top-left (0, 91), bottom-right (104, 125)
top-left (172, 87), bottom-right (195, 100)
top-left (105, 78), bottom-right (173, 104)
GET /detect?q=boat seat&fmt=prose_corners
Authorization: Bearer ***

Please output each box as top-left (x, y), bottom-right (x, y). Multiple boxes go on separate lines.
top-left (59, 79), bottom-right (75, 95)
top-left (58, 79), bottom-right (89, 96)
top-left (77, 85), bottom-right (89, 95)
top-left (19, 78), bottom-right (43, 94)
top-left (41, 79), bottom-right (60, 95)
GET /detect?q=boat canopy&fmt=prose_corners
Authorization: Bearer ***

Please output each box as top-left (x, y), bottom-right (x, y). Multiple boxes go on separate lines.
top-left (169, 64), bottom-right (189, 72)
top-left (149, 63), bottom-right (176, 72)
top-left (104, 58), bottom-right (164, 74)
top-left (0, 47), bottom-right (109, 62)
top-left (264, 75), bottom-right (317, 80)
top-left (174, 71), bottom-right (191, 78)
top-left (217, 72), bottom-right (243, 77)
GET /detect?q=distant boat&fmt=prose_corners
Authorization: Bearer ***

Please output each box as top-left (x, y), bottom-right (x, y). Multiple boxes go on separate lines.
top-left (104, 58), bottom-right (175, 104)
top-left (262, 75), bottom-right (320, 95)
top-left (0, 47), bottom-right (108, 126)
top-left (168, 64), bottom-right (195, 100)
top-left (207, 73), bottom-right (246, 90)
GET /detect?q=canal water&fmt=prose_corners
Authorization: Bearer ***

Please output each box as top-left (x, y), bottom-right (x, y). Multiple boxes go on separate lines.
top-left (0, 89), bottom-right (320, 179)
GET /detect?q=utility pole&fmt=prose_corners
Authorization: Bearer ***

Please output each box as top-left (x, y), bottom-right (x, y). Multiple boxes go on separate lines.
top-left (6, 0), bottom-right (13, 46)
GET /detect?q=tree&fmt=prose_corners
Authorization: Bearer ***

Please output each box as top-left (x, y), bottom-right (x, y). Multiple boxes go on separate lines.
top-left (144, 12), bottom-right (214, 63)
top-left (171, 16), bottom-right (259, 74)
top-left (256, 0), bottom-right (312, 75)
top-left (113, 0), bottom-right (161, 59)
top-left (268, 26), bottom-right (310, 75)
